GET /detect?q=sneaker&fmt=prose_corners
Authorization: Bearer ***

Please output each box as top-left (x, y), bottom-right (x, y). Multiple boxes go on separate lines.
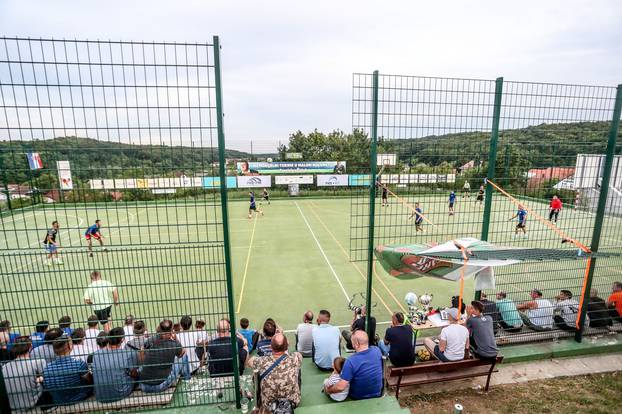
top-left (89, 253), bottom-right (93, 257)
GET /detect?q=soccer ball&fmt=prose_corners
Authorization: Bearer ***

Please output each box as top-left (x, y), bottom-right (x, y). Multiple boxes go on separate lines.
top-left (405, 292), bottom-right (418, 306)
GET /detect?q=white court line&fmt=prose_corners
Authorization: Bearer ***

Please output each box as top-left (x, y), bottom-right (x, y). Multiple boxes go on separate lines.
top-left (294, 201), bottom-right (350, 302)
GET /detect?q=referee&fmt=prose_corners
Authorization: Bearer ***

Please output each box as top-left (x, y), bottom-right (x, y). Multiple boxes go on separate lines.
top-left (83, 271), bottom-right (119, 331)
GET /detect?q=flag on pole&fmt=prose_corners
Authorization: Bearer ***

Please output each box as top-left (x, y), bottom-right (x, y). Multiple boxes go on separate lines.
top-left (26, 153), bottom-right (43, 170)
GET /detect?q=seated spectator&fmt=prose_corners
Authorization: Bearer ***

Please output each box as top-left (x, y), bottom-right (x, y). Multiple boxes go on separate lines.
top-left (123, 314), bottom-right (134, 344)
top-left (479, 293), bottom-right (500, 334)
top-left (69, 329), bottom-right (89, 363)
top-left (88, 332), bottom-right (109, 366)
top-left (0, 330), bottom-right (10, 362)
top-left (58, 316), bottom-right (73, 336)
top-left (587, 289), bottom-right (612, 328)
top-left (84, 314), bottom-right (102, 353)
top-left (295, 311), bottom-right (314, 357)
top-left (2, 336), bottom-right (51, 410)
top-left (43, 335), bottom-right (92, 405)
top-left (423, 308), bottom-right (468, 362)
top-left (554, 290), bottom-right (584, 331)
top-left (239, 317), bottom-right (259, 352)
top-left (246, 333), bottom-right (302, 411)
top-left (207, 319), bottom-right (247, 377)
top-left (322, 357), bottom-right (348, 402)
top-left (173, 323), bottom-right (181, 333)
top-left (256, 319), bottom-right (277, 356)
top-left (466, 301), bottom-right (498, 361)
top-left (378, 312), bottom-right (415, 367)
top-left (312, 310), bottom-right (341, 371)
top-left (126, 320), bottom-right (150, 354)
top-left (30, 328), bottom-right (64, 363)
top-left (325, 331), bottom-right (382, 400)
top-left (0, 320), bottom-right (21, 353)
top-left (451, 295), bottom-right (466, 314)
top-left (30, 321), bottom-right (49, 349)
top-left (607, 281), bottom-right (622, 322)
top-left (342, 306), bottom-right (376, 350)
top-left (494, 292), bottom-right (523, 332)
top-left (139, 319), bottom-right (189, 393)
top-left (517, 289), bottom-right (554, 330)
top-left (92, 327), bottom-right (137, 402)
top-left (177, 315), bottom-right (205, 375)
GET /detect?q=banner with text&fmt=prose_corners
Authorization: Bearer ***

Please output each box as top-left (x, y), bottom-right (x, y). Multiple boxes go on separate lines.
top-left (317, 174), bottom-right (349, 187)
top-left (56, 161), bottom-right (73, 190)
top-left (202, 176), bottom-right (238, 189)
top-left (237, 161), bottom-right (346, 175)
top-left (237, 175), bottom-right (272, 188)
top-left (275, 175), bottom-right (314, 185)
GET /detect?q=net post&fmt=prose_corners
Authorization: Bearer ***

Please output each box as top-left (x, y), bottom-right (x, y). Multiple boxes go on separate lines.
top-left (574, 83), bottom-right (622, 342)
top-left (365, 71), bottom-right (379, 336)
top-left (0, 153), bottom-right (11, 210)
top-left (213, 35), bottom-right (242, 407)
top-left (476, 76), bottom-right (503, 301)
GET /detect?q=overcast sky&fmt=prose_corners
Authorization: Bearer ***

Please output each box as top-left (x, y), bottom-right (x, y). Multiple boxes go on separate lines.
top-left (1, 0), bottom-right (621, 152)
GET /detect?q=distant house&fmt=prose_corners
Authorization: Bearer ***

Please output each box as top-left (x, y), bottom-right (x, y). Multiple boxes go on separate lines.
top-left (527, 167), bottom-right (575, 189)
top-left (110, 191), bottom-right (123, 201)
top-left (7, 184), bottom-right (32, 200)
top-left (43, 190), bottom-right (61, 203)
top-left (458, 160), bottom-right (475, 174)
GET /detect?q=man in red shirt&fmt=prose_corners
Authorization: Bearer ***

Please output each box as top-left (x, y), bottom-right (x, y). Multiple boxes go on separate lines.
top-left (607, 282), bottom-right (622, 322)
top-left (549, 195), bottom-right (563, 223)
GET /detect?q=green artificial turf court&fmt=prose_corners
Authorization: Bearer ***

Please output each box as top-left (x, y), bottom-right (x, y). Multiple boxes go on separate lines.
top-left (1, 193), bottom-right (622, 340)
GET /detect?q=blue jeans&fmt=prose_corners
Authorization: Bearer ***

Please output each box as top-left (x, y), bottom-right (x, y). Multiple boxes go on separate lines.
top-left (140, 355), bottom-right (190, 393)
top-left (433, 345), bottom-right (451, 362)
top-left (378, 340), bottom-right (390, 356)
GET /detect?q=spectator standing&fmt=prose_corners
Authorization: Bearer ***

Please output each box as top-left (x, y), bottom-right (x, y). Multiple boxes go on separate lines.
top-left (30, 328), bottom-right (63, 364)
top-left (424, 308), bottom-right (469, 362)
top-left (495, 292), bottom-right (523, 332)
top-left (312, 310), bottom-right (341, 371)
top-left (238, 317), bottom-right (258, 352)
top-left (139, 319), bottom-right (189, 393)
top-left (69, 329), bottom-right (89, 362)
top-left (246, 333), bottom-right (302, 411)
top-left (378, 312), bottom-right (415, 367)
top-left (587, 289), bottom-right (612, 328)
top-left (83, 271), bottom-right (118, 331)
top-left (92, 327), bottom-right (137, 402)
top-left (43, 336), bottom-right (92, 405)
top-left (517, 289), bottom-right (554, 330)
top-left (342, 306), bottom-right (376, 350)
top-left (30, 321), bottom-right (49, 349)
top-left (2, 336), bottom-right (50, 410)
top-left (295, 311), bottom-right (314, 357)
top-left (554, 290), bottom-right (584, 331)
top-left (607, 281), bottom-right (622, 322)
top-left (325, 331), bottom-right (383, 400)
top-left (255, 319), bottom-right (277, 357)
top-left (58, 316), bottom-right (74, 336)
top-left (84, 315), bottom-right (102, 353)
top-left (466, 301), bottom-right (498, 360)
top-left (207, 319), bottom-right (247, 377)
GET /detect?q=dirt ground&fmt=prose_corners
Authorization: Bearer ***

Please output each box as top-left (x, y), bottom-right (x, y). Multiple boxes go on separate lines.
top-left (399, 371), bottom-right (622, 414)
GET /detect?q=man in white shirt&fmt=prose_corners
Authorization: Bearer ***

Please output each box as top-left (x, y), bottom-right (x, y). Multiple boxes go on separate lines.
top-left (424, 308), bottom-right (468, 362)
top-left (516, 289), bottom-right (554, 331)
top-left (84, 314), bottom-right (102, 353)
top-left (554, 290), bottom-right (586, 331)
top-left (176, 315), bottom-right (205, 375)
top-left (295, 311), bottom-right (314, 357)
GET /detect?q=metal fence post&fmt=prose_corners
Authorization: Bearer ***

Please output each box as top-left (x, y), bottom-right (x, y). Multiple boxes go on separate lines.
top-left (575, 83), bottom-right (622, 342)
top-left (213, 35), bottom-right (242, 407)
top-left (476, 77), bottom-right (503, 300)
top-left (365, 71), bottom-right (379, 335)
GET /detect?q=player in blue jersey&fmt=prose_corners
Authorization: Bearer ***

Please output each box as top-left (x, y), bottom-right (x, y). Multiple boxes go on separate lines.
top-left (85, 219), bottom-right (107, 257)
top-left (248, 191), bottom-right (264, 219)
top-left (448, 191), bottom-right (456, 215)
top-left (408, 202), bottom-right (425, 232)
top-left (509, 205), bottom-right (528, 237)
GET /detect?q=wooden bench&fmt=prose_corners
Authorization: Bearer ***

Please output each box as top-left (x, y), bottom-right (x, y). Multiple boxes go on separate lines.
top-left (385, 355), bottom-right (503, 398)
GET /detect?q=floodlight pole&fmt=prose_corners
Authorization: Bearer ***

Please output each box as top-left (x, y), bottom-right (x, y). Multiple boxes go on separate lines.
top-left (575, 83), bottom-right (622, 342)
top-left (214, 35), bottom-right (242, 408)
top-left (476, 77), bottom-right (503, 301)
top-left (365, 71), bottom-right (379, 336)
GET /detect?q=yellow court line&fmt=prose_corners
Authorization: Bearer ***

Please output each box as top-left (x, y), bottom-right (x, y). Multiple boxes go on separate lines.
top-left (236, 215), bottom-right (258, 314)
top-left (308, 201), bottom-right (406, 315)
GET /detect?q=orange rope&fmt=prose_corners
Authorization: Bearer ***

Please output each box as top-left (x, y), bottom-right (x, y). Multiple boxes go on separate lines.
top-left (576, 257), bottom-right (592, 330)
top-left (383, 186), bottom-right (436, 226)
top-left (456, 243), bottom-right (469, 316)
top-left (487, 179), bottom-right (591, 254)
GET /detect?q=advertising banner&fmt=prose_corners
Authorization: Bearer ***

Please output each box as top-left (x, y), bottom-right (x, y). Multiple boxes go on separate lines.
top-left (237, 161), bottom-right (346, 175)
top-left (317, 174), bottom-right (349, 187)
top-left (237, 175), bottom-right (272, 188)
top-left (202, 176), bottom-right (238, 189)
top-left (274, 175), bottom-right (314, 185)
top-left (56, 161), bottom-right (73, 190)
top-left (349, 174), bottom-right (371, 186)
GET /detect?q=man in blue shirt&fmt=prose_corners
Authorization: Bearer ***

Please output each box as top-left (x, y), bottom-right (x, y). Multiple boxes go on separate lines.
top-left (311, 310), bottom-right (340, 371)
top-left (85, 219), bottom-right (106, 257)
top-left (408, 202), bottom-right (425, 232)
top-left (248, 191), bottom-right (264, 219)
top-left (30, 321), bottom-right (49, 349)
top-left (92, 327), bottom-right (137, 402)
top-left (510, 205), bottom-right (528, 238)
top-left (0, 320), bottom-right (21, 353)
top-left (326, 331), bottom-right (383, 400)
top-left (448, 191), bottom-right (456, 216)
top-left (43, 336), bottom-right (92, 405)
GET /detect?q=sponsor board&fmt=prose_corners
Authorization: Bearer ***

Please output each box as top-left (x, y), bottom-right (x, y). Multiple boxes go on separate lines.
top-left (56, 161), bottom-right (73, 190)
top-left (202, 176), bottom-right (238, 188)
top-left (317, 174), bottom-right (349, 187)
top-left (349, 174), bottom-right (371, 186)
top-left (275, 175), bottom-right (314, 185)
top-left (237, 175), bottom-right (272, 188)
top-left (237, 161), bottom-right (346, 174)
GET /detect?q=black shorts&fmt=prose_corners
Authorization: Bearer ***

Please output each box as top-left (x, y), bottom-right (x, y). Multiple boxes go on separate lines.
top-left (249, 205), bottom-right (256, 211)
top-left (94, 306), bottom-right (112, 324)
top-left (449, 202), bottom-right (454, 208)
top-left (263, 196), bottom-right (269, 201)
top-left (516, 223), bottom-right (526, 229)
top-left (477, 195), bottom-right (484, 201)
